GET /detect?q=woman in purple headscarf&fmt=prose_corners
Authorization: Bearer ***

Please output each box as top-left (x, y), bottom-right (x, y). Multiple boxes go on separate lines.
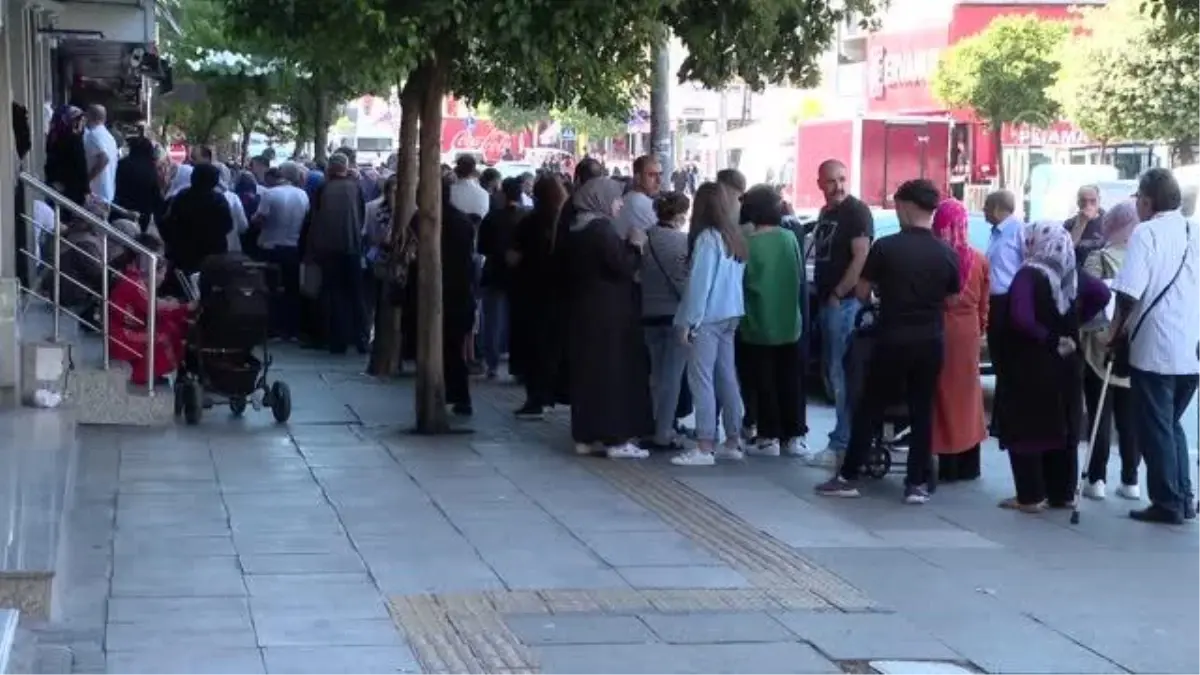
top-left (44, 106), bottom-right (89, 206)
top-left (929, 199), bottom-right (991, 482)
top-left (1078, 200), bottom-right (1141, 501)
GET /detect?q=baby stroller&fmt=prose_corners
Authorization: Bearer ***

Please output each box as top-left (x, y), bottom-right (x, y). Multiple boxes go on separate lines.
top-left (844, 303), bottom-right (915, 480)
top-left (173, 252), bottom-right (292, 425)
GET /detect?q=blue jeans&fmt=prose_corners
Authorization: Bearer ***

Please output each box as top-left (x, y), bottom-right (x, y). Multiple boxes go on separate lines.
top-left (820, 297), bottom-right (861, 450)
top-left (480, 288), bottom-right (508, 373)
top-left (1131, 368), bottom-right (1199, 517)
top-left (645, 324), bottom-right (689, 443)
top-left (687, 318), bottom-right (743, 444)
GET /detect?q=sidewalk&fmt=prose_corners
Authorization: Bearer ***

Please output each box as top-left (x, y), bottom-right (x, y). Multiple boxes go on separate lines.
top-left (38, 346), bottom-right (1200, 674)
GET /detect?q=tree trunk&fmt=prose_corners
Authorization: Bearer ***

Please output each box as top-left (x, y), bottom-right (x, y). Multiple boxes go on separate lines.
top-left (414, 58), bottom-right (449, 433)
top-left (239, 123), bottom-right (253, 165)
top-left (313, 81), bottom-right (329, 163)
top-left (991, 122), bottom-right (1005, 189)
top-left (1174, 139), bottom-right (1196, 166)
top-left (367, 70), bottom-right (424, 376)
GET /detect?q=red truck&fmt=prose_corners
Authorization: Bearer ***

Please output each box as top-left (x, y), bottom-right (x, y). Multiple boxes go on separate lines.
top-left (789, 115), bottom-right (953, 210)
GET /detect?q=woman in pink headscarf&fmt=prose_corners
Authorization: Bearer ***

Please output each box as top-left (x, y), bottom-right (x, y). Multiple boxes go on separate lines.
top-left (930, 199), bottom-right (990, 482)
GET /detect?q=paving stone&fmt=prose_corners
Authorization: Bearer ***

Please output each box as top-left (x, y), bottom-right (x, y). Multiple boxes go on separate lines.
top-left (233, 532), bottom-right (358, 556)
top-left (118, 479), bottom-right (222, 494)
top-left (909, 609), bottom-right (1127, 674)
top-left (505, 614), bottom-right (657, 645)
top-left (105, 619), bottom-right (258, 651)
top-left (773, 611), bottom-right (961, 661)
top-left (534, 642), bottom-right (840, 674)
top-left (640, 612), bottom-right (796, 644)
top-left (871, 661), bottom-right (977, 675)
top-left (617, 566), bottom-right (752, 590)
top-left (253, 614), bottom-right (405, 647)
top-left (239, 553), bottom-right (365, 574)
top-left (262, 646), bottom-right (421, 674)
top-left (244, 573), bottom-right (375, 596)
top-left (105, 648), bottom-right (265, 674)
top-left (492, 560), bottom-right (631, 591)
top-left (107, 597), bottom-right (252, 625)
top-left (111, 556), bottom-right (246, 597)
top-left (249, 592), bottom-right (392, 621)
top-left (579, 531), bottom-right (722, 567)
top-left (371, 560), bottom-right (508, 595)
top-left (113, 534), bottom-right (237, 558)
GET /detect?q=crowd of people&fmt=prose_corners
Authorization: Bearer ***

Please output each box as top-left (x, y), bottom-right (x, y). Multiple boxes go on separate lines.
top-left (35, 103), bottom-right (1200, 523)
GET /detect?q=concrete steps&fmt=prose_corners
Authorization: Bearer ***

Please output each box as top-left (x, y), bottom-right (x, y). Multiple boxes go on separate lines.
top-left (67, 364), bottom-right (174, 426)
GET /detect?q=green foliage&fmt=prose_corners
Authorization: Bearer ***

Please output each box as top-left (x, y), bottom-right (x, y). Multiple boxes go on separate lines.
top-left (932, 15), bottom-right (1068, 129)
top-left (485, 104), bottom-right (548, 133)
top-left (666, 0), bottom-right (886, 90)
top-left (1054, 0), bottom-right (1199, 147)
top-left (485, 103), bottom-right (626, 140)
top-left (1141, 0), bottom-right (1200, 34)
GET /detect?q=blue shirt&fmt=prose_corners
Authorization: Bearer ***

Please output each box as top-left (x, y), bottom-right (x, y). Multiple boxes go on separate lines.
top-left (674, 229), bottom-right (745, 329)
top-left (987, 214), bottom-right (1024, 295)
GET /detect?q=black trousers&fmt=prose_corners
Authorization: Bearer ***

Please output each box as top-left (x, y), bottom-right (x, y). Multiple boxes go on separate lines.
top-left (444, 329), bottom-right (472, 407)
top-left (735, 337), bottom-right (757, 430)
top-left (318, 254), bottom-right (366, 354)
top-left (739, 341), bottom-right (803, 441)
top-left (1008, 448), bottom-right (1077, 506)
top-left (842, 337), bottom-right (943, 486)
top-left (1082, 366), bottom-right (1139, 486)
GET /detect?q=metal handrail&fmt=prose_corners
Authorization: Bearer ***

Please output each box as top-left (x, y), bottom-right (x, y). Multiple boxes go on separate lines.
top-left (17, 173), bottom-right (159, 396)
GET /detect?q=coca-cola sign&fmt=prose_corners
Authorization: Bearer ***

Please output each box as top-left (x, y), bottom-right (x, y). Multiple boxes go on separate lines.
top-left (441, 118), bottom-right (525, 164)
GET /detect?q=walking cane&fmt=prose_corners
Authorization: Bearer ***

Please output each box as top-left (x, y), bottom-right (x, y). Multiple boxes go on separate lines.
top-left (1071, 358), bottom-right (1115, 525)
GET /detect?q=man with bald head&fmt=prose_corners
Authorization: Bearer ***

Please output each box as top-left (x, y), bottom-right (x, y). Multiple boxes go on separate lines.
top-left (983, 188), bottom-right (1023, 439)
top-left (83, 104), bottom-right (118, 203)
top-left (809, 158), bottom-right (874, 469)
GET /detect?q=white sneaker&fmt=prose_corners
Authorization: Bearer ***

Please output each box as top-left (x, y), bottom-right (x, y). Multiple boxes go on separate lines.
top-left (575, 442), bottom-right (599, 456)
top-left (606, 443), bottom-right (649, 460)
top-left (784, 436), bottom-right (812, 458)
top-left (1116, 483), bottom-right (1142, 500)
top-left (806, 447), bottom-right (842, 468)
top-left (747, 439), bottom-right (781, 457)
top-left (1082, 480), bottom-right (1106, 500)
top-left (671, 448), bottom-right (716, 466)
top-left (714, 443), bottom-right (745, 461)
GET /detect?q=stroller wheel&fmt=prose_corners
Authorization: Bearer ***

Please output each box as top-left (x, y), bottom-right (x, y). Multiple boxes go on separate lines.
top-left (269, 381), bottom-right (292, 423)
top-left (230, 397), bottom-right (247, 417)
top-left (862, 446), bottom-right (892, 479)
top-left (182, 382), bottom-right (203, 426)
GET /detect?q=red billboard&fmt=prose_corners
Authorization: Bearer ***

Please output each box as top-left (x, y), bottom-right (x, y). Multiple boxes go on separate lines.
top-left (440, 117), bottom-right (531, 164)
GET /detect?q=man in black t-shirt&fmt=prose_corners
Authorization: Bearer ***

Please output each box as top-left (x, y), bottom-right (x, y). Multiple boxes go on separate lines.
top-left (816, 178), bottom-right (960, 505)
top-left (809, 159), bottom-right (874, 468)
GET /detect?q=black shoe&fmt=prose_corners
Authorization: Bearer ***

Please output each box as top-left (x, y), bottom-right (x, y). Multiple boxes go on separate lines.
top-left (514, 403), bottom-right (544, 420)
top-left (1129, 505), bottom-right (1184, 525)
top-left (1186, 501), bottom-right (1197, 521)
top-left (451, 403), bottom-right (473, 417)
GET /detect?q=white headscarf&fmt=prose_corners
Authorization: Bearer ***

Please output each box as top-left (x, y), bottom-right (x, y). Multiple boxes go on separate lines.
top-left (166, 164), bottom-right (193, 199)
top-left (570, 177), bottom-right (625, 232)
top-left (1021, 220), bottom-right (1078, 314)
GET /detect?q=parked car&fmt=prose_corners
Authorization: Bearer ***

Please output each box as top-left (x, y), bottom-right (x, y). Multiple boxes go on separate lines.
top-left (803, 209), bottom-right (994, 400)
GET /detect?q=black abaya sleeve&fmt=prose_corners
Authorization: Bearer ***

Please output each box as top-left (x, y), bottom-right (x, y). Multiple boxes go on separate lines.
top-left (593, 220), bottom-right (639, 281)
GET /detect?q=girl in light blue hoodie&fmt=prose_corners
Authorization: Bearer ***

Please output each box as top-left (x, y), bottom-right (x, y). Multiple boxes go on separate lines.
top-left (672, 182), bottom-right (748, 466)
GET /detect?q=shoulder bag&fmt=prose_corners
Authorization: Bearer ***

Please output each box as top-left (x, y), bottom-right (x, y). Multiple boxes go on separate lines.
top-left (648, 234), bottom-right (683, 301)
top-left (1110, 223), bottom-right (1190, 378)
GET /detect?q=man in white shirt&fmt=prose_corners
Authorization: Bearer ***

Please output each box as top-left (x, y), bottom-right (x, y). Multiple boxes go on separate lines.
top-left (253, 162), bottom-right (310, 340)
top-left (82, 105), bottom-right (118, 203)
top-left (448, 156), bottom-right (490, 221)
top-left (1111, 168), bottom-right (1200, 525)
top-left (613, 154), bottom-right (661, 238)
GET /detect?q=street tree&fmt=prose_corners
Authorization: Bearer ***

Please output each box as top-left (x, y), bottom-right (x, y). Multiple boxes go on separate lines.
top-left (931, 15), bottom-right (1069, 186)
top-left (1054, 0), bottom-right (1199, 162)
top-left (486, 104), bottom-right (626, 143)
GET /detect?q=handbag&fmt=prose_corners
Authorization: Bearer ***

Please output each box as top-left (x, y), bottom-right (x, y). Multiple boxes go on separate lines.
top-left (1110, 223), bottom-right (1190, 378)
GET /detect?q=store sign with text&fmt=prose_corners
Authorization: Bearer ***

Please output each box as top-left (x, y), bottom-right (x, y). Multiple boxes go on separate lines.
top-left (1001, 121), bottom-right (1092, 147)
top-left (868, 46), bottom-right (943, 99)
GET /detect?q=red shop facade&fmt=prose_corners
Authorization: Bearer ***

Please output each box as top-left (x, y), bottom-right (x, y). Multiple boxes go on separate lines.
top-left (864, 2), bottom-right (1089, 187)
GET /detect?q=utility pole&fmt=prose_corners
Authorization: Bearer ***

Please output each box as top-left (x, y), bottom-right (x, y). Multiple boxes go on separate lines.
top-left (650, 36), bottom-right (673, 176)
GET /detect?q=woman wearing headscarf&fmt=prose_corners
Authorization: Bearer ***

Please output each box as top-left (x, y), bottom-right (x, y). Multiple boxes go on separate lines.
top-left (509, 174), bottom-right (569, 419)
top-left (114, 136), bottom-right (164, 231)
top-left (563, 176), bottom-right (653, 459)
top-left (165, 164), bottom-right (193, 200)
top-left (159, 163), bottom-right (233, 276)
top-left (439, 180), bottom-right (479, 415)
top-left (995, 222), bottom-right (1110, 512)
top-left (44, 106), bottom-right (89, 206)
top-left (1079, 200), bottom-right (1141, 500)
top-left (930, 199), bottom-right (991, 482)
top-left (234, 170), bottom-right (263, 256)
top-left (214, 162), bottom-right (249, 253)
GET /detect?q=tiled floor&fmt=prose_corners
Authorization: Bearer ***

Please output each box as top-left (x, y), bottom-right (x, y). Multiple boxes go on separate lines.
top-left (29, 347), bottom-right (1200, 674)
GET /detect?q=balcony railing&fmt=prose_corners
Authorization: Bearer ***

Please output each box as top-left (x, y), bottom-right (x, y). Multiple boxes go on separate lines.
top-left (16, 173), bottom-right (161, 396)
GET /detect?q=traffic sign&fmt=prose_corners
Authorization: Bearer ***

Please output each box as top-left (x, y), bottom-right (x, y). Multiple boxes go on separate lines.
top-left (561, 127), bottom-right (576, 141)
